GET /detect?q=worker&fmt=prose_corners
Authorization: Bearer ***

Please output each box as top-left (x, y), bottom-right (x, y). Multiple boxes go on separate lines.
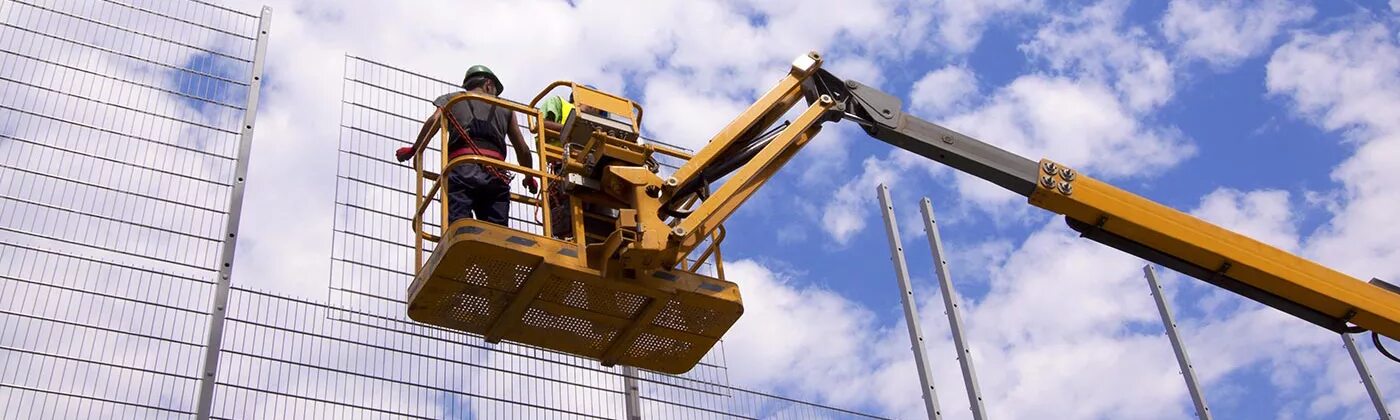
top-left (537, 87), bottom-right (609, 143)
top-left (395, 65), bottom-right (538, 226)
top-left (537, 87), bottom-right (613, 239)
top-left (538, 94), bottom-right (575, 140)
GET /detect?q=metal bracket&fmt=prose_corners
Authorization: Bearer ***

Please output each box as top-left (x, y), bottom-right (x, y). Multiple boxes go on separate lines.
top-left (1371, 278), bottom-right (1400, 296)
top-left (567, 172), bottom-right (601, 191)
top-left (845, 79), bottom-right (903, 128)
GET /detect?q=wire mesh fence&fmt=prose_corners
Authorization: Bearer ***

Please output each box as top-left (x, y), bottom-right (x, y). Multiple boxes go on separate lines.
top-left (214, 286), bottom-right (889, 419)
top-left (0, 0), bottom-right (888, 418)
top-left (0, 0), bottom-right (260, 417)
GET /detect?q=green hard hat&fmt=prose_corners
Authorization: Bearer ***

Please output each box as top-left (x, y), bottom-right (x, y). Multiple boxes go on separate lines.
top-left (463, 64), bottom-right (503, 94)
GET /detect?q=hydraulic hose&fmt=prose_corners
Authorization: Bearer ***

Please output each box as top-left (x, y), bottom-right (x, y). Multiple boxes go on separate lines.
top-left (661, 121), bottom-right (790, 217)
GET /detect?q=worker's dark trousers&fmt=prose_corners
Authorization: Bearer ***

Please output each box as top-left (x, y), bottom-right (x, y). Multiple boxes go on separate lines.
top-left (446, 163), bottom-right (510, 226)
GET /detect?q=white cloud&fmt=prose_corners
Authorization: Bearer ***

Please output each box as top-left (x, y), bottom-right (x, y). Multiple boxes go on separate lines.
top-left (953, 76), bottom-right (1189, 179)
top-left (1191, 188), bottom-right (1300, 252)
top-left (725, 232), bottom-right (1186, 419)
top-left (910, 64), bottom-right (978, 117)
top-left (813, 142), bottom-right (967, 246)
top-left (1267, 24), bottom-right (1400, 281)
top-left (639, 75), bottom-right (752, 150)
top-left (1162, 0), bottom-right (1315, 70)
top-left (1023, 0), bottom-right (1174, 111)
top-left (0, 0), bottom-right (245, 277)
top-left (944, 237), bottom-right (1013, 280)
top-left (935, 75), bottom-right (1192, 215)
top-left (821, 0), bottom-right (1192, 241)
top-left (721, 260), bottom-right (892, 408)
top-left (826, 55), bottom-right (887, 90)
top-left (1266, 25), bottom-right (1400, 138)
top-left (794, 123), bottom-right (855, 187)
top-left (926, 0), bottom-right (1044, 54)
top-left (928, 221), bottom-right (1194, 418)
top-left (820, 154), bottom-right (904, 245)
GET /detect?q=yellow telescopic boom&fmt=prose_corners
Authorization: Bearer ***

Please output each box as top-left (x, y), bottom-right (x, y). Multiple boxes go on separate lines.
top-left (778, 55), bottom-right (1400, 340)
top-left (662, 51), bottom-right (1400, 341)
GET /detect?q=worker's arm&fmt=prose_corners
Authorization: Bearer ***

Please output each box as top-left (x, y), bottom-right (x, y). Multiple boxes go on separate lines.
top-left (507, 113), bottom-right (538, 193)
top-left (543, 120), bottom-right (564, 133)
top-left (397, 110), bottom-right (442, 162)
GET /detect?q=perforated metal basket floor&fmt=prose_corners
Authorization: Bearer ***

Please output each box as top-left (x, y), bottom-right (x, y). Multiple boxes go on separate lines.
top-left (407, 219), bottom-right (743, 374)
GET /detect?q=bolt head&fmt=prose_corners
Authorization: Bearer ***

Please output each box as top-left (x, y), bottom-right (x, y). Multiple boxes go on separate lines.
top-left (1041, 175), bottom-right (1056, 188)
top-left (1060, 167), bottom-right (1076, 181)
top-left (1058, 181), bottom-right (1074, 195)
top-left (1042, 161), bottom-right (1058, 175)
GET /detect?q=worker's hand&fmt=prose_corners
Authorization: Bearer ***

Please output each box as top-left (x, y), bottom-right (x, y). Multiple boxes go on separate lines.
top-left (522, 176), bottom-right (539, 194)
top-left (395, 146), bottom-right (416, 162)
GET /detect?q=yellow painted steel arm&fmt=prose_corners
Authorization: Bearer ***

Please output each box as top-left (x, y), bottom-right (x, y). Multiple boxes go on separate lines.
top-left (654, 53), bottom-right (832, 266)
top-left (1030, 159), bottom-right (1400, 340)
top-left (668, 99), bottom-right (832, 256)
top-left (591, 50), bottom-right (1400, 340)
top-left (666, 54), bottom-right (821, 195)
top-left (799, 68), bottom-right (1400, 340)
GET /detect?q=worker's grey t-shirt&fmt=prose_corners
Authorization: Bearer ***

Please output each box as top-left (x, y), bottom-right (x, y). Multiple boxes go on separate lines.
top-left (433, 91), bottom-right (513, 155)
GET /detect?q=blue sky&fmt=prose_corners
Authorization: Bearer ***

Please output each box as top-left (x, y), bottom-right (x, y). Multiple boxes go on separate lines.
top-left (210, 0), bottom-right (1400, 418)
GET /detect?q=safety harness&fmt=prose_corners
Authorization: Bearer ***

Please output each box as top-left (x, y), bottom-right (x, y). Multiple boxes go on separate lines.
top-left (437, 100), bottom-right (549, 225)
top-left (438, 102), bottom-right (512, 184)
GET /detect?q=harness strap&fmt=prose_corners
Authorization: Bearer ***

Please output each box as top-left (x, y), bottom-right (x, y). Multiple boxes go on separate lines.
top-left (440, 103), bottom-right (511, 183)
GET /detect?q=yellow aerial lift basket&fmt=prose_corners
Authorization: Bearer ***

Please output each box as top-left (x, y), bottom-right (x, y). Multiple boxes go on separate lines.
top-left (407, 218), bottom-right (740, 374)
top-left (400, 83), bottom-right (743, 374)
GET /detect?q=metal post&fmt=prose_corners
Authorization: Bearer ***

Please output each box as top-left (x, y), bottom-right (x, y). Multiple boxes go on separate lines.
top-left (1343, 333), bottom-right (1393, 420)
top-left (918, 198), bottom-right (987, 420)
top-left (1143, 265), bottom-right (1212, 420)
top-left (194, 7), bottom-right (272, 420)
top-left (623, 366), bottom-right (643, 420)
top-left (877, 185), bottom-right (943, 420)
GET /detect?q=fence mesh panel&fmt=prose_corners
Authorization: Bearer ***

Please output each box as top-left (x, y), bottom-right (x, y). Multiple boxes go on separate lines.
top-left (0, 0), bottom-right (259, 417)
top-left (0, 1), bottom-right (888, 418)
